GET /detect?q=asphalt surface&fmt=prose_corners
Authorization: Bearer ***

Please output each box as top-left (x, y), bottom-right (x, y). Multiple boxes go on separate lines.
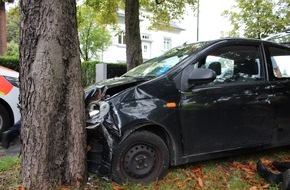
top-left (0, 138), bottom-right (21, 158)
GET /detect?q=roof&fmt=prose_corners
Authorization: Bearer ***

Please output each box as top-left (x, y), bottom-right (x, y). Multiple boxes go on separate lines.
top-left (169, 22), bottom-right (185, 31)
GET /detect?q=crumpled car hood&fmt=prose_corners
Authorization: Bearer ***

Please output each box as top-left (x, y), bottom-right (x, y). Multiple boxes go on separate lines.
top-left (84, 76), bottom-right (150, 104)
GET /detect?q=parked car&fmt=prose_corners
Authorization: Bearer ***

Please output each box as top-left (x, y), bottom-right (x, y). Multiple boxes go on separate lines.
top-left (0, 66), bottom-right (20, 135)
top-left (85, 38), bottom-right (290, 184)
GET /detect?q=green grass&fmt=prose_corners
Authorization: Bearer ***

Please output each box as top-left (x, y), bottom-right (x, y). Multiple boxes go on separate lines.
top-left (0, 156), bottom-right (20, 171)
top-left (1, 147), bottom-right (290, 189)
top-left (0, 156), bottom-right (21, 190)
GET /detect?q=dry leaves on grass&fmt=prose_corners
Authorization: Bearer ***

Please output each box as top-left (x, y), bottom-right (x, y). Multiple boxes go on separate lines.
top-left (173, 165), bottom-right (206, 189)
top-left (229, 160), bottom-right (273, 189)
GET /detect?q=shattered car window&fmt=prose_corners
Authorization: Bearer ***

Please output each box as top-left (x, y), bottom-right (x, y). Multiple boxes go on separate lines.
top-left (123, 42), bottom-right (210, 78)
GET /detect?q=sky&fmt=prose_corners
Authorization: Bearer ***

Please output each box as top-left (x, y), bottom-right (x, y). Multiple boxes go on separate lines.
top-left (179, 0), bottom-right (236, 43)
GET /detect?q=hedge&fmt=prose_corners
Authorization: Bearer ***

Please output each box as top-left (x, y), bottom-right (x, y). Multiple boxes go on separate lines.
top-left (107, 63), bottom-right (127, 79)
top-left (0, 56), bottom-right (127, 87)
top-left (0, 56), bottom-right (20, 71)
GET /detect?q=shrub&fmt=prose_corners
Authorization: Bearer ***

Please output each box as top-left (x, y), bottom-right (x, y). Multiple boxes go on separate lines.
top-left (0, 56), bottom-right (19, 71)
top-left (0, 57), bottom-right (127, 87)
top-left (82, 61), bottom-right (97, 87)
top-left (107, 63), bottom-right (127, 78)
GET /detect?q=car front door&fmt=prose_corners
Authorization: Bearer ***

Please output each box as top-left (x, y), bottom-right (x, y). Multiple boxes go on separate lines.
top-left (179, 43), bottom-right (274, 156)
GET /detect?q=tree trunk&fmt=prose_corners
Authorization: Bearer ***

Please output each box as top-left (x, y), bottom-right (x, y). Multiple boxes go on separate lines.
top-left (125, 0), bottom-right (143, 71)
top-left (19, 0), bottom-right (87, 189)
top-left (0, 1), bottom-right (7, 55)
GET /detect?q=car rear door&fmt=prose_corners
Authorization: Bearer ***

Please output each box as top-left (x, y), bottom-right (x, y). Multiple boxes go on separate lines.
top-left (178, 42), bottom-right (274, 156)
top-left (264, 43), bottom-right (290, 145)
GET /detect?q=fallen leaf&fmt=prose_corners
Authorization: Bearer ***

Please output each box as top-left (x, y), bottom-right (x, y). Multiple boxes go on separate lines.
top-left (16, 186), bottom-right (25, 190)
top-left (177, 182), bottom-right (185, 188)
top-left (113, 186), bottom-right (125, 190)
top-left (197, 177), bottom-right (203, 187)
top-left (249, 186), bottom-right (257, 190)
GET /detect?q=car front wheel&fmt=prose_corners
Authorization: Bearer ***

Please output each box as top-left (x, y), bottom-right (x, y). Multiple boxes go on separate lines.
top-left (112, 131), bottom-right (169, 184)
top-left (0, 104), bottom-right (12, 133)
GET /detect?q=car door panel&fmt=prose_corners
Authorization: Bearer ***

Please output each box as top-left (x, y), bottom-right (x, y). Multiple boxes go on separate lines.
top-left (179, 43), bottom-right (274, 156)
top-left (180, 82), bottom-right (274, 155)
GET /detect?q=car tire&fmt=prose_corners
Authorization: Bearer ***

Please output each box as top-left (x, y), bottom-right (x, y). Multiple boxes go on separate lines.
top-left (0, 104), bottom-right (12, 134)
top-left (112, 130), bottom-right (169, 184)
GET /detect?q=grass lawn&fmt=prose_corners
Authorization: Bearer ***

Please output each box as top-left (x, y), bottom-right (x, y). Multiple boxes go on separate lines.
top-left (1, 147), bottom-right (290, 189)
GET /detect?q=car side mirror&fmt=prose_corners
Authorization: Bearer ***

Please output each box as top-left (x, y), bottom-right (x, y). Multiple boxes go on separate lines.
top-left (188, 68), bottom-right (216, 85)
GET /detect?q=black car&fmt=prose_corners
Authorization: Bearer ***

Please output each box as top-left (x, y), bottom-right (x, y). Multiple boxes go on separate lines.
top-left (85, 38), bottom-right (290, 184)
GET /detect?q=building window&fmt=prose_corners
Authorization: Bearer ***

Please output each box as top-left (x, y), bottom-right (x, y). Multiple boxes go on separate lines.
top-left (118, 32), bottom-right (126, 45)
top-left (163, 37), bottom-right (172, 50)
top-left (142, 34), bottom-right (151, 41)
top-left (143, 44), bottom-right (148, 52)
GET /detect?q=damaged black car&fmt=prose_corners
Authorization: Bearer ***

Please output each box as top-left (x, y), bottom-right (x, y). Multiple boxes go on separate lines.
top-left (84, 38), bottom-right (290, 184)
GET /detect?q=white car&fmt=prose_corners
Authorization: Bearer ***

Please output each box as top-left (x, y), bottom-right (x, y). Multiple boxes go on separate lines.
top-left (0, 66), bottom-right (20, 134)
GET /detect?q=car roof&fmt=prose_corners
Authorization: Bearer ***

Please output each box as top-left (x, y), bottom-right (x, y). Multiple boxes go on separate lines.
top-left (0, 66), bottom-right (19, 78)
top-left (196, 37), bottom-right (273, 44)
top-left (188, 37), bottom-right (287, 51)
top-left (211, 37), bottom-right (290, 49)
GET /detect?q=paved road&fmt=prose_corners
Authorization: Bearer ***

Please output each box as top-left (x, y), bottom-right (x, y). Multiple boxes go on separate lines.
top-left (0, 138), bottom-right (21, 158)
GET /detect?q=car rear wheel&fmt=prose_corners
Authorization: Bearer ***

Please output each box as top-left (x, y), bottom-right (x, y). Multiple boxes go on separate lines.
top-left (112, 131), bottom-right (169, 184)
top-left (0, 104), bottom-right (12, 134)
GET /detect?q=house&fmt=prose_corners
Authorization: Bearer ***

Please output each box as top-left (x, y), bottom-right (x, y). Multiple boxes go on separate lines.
top-left (100, 11), bottom-right (188, 63)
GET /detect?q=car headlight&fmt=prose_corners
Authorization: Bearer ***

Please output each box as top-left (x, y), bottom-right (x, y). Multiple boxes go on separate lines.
top-left (86, 101), bottom-right (110, 129)
top-left (4, 76), bottom-right (19, 88)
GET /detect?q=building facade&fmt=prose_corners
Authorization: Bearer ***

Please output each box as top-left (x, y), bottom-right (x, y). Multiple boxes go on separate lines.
top-left (100, 11), bottom-right (187, 63)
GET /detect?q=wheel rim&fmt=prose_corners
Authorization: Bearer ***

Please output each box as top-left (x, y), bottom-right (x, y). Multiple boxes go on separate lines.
top-left (123, 144), bottom-right (156, 179)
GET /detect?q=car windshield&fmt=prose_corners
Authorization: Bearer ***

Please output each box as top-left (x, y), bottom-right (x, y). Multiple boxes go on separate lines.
top-left (123, 42), bottom-right (210, 78)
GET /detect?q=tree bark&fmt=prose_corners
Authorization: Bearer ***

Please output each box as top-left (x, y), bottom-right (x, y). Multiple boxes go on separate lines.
top-left (19, 0), bottom-right (87, 189)
top-left (0, 1), bottom-right (7, 55)
top-left (125, 0), bottom-right (143, 71)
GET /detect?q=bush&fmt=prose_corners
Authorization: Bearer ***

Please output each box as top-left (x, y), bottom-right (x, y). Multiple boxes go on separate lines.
top-left (82, 62), bottom-right (127, 87)
top-left (107, 63), bottom-right (127, 78)
top-left (0, 57), bottom-right (127, 87)
top-left (82, 61), bottom-right (97, 87)
top-left (7, 41), bottom-right (19, 57)
top-left (0, 56), bottom-right (19, 71)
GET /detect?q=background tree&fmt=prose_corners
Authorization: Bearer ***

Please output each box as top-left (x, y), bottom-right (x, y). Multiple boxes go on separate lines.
top-left (277, 0), bottom-right (290, 28)
top-left (223, 0), bottom-right (289, 38)
top-left (20, 0), bottom-right (86, 189)
top-left (6, 3), bottom-right (19, 57)
top-left (125, 0), bottom-right (143, 70)
top-left (0, 0), bottom-right (14, 55)
top-left (85, 0), bottom-right (197, 70)
top-left (77, 4), bottom-right (112, 61)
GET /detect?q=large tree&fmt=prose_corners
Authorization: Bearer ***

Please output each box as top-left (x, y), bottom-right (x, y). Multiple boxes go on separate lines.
top-left (85, 0), bottom-right (197, 70)
top-left (125, 0), bottom-right (143, 70)
top-left (223, 0), bottom-right (290, 38)
top-left (20, 0), bottom-right (86, 189)
top-left (0, 0), bottom-right (9, 55)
